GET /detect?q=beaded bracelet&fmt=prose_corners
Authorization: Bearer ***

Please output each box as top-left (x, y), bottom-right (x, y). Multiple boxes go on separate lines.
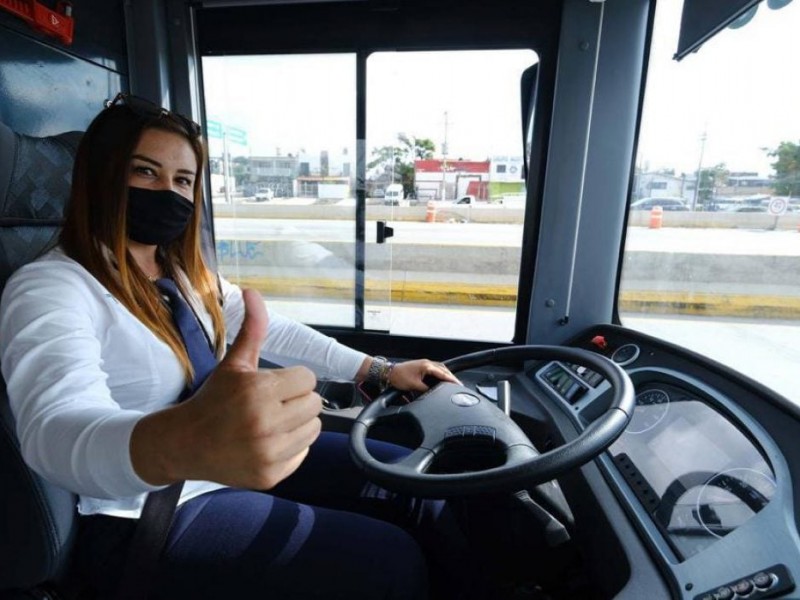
top-left (367, 356), bottom-right (395, 391)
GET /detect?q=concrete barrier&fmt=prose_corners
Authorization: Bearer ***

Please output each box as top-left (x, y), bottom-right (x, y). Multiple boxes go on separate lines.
top-left (217, 240), bottom-right (800, 286)
top-left (216, 239), bottom-right (524, 275)
top-left (216, 239), bottom-right (800, 318)
top-left (621, 252), bottom-right (800, 286)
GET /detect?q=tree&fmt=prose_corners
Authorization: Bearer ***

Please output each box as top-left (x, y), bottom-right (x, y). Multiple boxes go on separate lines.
top-left (696, 163), bottom-right (728, 206)
top-left (232, 156), bottom-right (249, 188)
top-left (368, 134), bottom-right (436, 196)
top-left (767, 141), bottom-right (800, 196)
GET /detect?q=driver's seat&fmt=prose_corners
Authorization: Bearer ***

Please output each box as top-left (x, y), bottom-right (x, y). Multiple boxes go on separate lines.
top-left (0, 121), bottom-right (84, 599)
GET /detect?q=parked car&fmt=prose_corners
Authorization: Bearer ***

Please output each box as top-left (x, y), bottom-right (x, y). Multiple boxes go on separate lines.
top-left (254, 187), bottom-right (273, 202)
top-left (629, 197), bottom-right (689, 211)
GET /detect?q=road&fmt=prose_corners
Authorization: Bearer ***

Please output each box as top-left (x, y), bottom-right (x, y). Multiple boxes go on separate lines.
top-left (214, 218), bottom-right (800, 255)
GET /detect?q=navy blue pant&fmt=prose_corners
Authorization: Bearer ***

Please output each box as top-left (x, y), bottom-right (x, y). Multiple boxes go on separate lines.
top-left (74, 432), bottom-right (472, 599)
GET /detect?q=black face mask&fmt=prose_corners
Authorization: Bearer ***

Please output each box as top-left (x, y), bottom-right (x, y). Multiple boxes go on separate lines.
top-left (127, 186), bottom-right (195, 245)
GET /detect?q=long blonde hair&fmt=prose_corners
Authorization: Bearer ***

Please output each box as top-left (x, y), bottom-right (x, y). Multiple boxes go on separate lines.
top-left (60, 104), bottom-right (225, 384)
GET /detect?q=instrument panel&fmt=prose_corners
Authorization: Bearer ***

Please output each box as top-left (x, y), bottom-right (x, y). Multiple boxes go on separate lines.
top-left (527, 326), bottom-right (800, 599)
top-left (609, 383), bottom-right (776, 560)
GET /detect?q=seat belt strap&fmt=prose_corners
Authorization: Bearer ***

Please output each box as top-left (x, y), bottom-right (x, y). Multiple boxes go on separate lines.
top-left (114, 481), bottom-right (184, 600)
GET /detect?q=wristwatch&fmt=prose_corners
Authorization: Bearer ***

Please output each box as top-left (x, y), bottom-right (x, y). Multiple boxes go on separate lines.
top-left (366, 356), bottom-right (395, 391)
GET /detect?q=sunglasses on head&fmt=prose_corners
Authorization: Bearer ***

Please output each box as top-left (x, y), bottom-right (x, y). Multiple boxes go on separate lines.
top-left (104, 93), bottom-right (202, 138)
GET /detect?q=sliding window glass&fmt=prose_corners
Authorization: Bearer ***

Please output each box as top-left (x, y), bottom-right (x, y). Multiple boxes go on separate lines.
top-left (202, 54), bottom-right (359, 327)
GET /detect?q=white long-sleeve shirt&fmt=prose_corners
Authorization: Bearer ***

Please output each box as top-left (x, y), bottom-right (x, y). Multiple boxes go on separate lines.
top-left (0, 248), bottom-right (367, 518)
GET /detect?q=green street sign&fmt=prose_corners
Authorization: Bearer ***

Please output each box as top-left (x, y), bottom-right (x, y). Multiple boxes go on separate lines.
top-left (206, 119), bottom-right (223, 139)
top-left (226, 126), bottom-right (247, 146)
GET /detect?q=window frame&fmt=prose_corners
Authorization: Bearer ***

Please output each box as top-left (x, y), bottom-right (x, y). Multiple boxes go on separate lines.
top-left (195, 0), bottom-right (561, 355)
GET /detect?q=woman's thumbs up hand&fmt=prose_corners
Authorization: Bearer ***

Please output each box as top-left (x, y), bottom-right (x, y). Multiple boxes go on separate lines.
top-left (131, 289), bottom-right (322, 490)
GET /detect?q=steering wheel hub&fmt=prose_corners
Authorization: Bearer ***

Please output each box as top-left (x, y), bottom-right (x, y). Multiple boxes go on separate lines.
top-left (450, 392), bottom-right (481, 407)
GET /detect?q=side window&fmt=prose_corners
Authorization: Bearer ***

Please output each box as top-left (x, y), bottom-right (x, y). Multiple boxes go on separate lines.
top-left (202, 49), bottom-right (537, 342)
top-left (620, 1), bottom-right (800, 402)
top-left (202, 54), bottom-right (358, 327)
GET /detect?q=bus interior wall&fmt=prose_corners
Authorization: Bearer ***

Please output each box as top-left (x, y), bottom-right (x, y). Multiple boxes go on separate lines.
top-left (0, 0), bottom-right (126, 136)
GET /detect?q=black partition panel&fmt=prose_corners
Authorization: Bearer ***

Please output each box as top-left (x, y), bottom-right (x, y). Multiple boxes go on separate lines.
top-left (675, 0), bottom-right (761, 60)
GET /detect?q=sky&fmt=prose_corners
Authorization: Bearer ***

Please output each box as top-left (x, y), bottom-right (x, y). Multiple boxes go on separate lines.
top-left (202, 49), bottom-right (536, 162)
top-left (637, 0), bottom-right (800, 176)
top-left (202, 0), bottom-right (800, 178)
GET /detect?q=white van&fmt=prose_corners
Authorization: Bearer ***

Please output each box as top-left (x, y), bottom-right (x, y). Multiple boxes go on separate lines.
top-left (384, 183), bottom-right (404, 205)
top-left (254, 186), bottom-right (273, 202)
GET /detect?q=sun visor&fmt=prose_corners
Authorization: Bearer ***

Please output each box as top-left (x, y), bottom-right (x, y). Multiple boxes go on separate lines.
top-left (675, 0), bottom-right (762, 60)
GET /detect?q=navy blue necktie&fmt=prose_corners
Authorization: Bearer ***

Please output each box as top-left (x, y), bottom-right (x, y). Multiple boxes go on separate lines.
top-left (155, 277), bottom-right (217, 398)
top-left (117, 278), bottom-right (221, 600)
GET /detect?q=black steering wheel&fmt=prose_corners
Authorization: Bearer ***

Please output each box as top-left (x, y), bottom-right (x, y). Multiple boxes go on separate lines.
top-left (350, 346), bottom-right (635, 497)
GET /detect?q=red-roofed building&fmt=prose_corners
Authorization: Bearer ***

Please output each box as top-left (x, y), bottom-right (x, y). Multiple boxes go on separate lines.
top-left (414, 159), bottom-right (490, 200)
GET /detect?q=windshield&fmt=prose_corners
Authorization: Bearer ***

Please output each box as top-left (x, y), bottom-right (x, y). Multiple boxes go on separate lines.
top-left (620, 0), bottom-right (800, 405)
top-left (202, 49), bottom-right (536, 341)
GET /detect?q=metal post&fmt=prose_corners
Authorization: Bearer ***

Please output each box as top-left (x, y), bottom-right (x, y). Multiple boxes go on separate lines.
top-left (692, 130), bottom-right (707, 211)
top-left (441, 111), bottom-right (449, 200)
top-left (222, 131), bottom-right (232, 204)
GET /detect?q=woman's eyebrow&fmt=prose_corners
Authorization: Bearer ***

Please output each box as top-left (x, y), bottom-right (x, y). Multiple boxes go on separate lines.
top-left (131, 154), bottom-right (162, 168)
top-left (131, 154), bottom-right (196, 176)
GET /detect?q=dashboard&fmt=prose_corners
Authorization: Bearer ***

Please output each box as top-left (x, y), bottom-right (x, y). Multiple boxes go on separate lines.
top-left (523, 326), bottom-right (800, 600)
top-left (321, 324), bottom-right (800, 599)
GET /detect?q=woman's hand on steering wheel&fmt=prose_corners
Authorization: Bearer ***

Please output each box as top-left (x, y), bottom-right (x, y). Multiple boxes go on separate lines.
top-left (389, 359), bottom-right (461, 392)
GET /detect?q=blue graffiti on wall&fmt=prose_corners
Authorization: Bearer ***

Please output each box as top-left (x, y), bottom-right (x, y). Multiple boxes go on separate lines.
top-left (216, 240), bottom-right (265, 263)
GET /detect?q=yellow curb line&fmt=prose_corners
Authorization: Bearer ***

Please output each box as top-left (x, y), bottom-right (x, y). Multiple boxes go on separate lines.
top-left (618, 291), bottom-right (800, 319)
top-left (230, 276), bottom-right (800, 318)
top-left (232, 276), bottom-right (518, 306)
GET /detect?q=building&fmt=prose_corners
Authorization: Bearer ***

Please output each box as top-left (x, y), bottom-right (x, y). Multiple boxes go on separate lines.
top-left (717, 172), bottom-right (773, 197)
top-left (633, 171), bottom-right (695, 202)
top-left (490, 156), bottom-right (524, 182)
top-left (245, 155), bottom-right (298, 197)
top-left (231, 148), bottom-right (355, 199)
top-left (726, 172), bottom-right (772, 189)
top-left (489, 156), bottom-right (525, 198)
top-left (414, 159), bottom-right (491, 201)
top-left (296, 149), bottom-right (354, 199)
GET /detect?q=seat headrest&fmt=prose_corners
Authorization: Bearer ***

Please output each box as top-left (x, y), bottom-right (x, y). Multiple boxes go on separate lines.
top-left (0, 122), bottom-right (82, 293)
top-left (0, 121), bottom-right (82, 222)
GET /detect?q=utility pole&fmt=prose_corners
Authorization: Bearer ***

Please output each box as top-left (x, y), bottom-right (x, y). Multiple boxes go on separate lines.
top-left (441, 111), bottom-right (449, 201)
top-left (222, 130), bottom-right (232, 204)
top-left (692, 130), bottom-right (707, 211)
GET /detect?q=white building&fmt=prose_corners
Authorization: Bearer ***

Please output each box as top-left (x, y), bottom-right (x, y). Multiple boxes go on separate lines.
top-left (634, 172), bottom-right (695, 202)
top-left (490, 156), bottom-right (525, 182)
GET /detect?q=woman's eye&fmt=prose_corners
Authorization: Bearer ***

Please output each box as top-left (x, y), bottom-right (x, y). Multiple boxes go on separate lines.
top-left (133, 165), bottom-right (155, 177)
top-left (176, 176), bottom-right (193, 187)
